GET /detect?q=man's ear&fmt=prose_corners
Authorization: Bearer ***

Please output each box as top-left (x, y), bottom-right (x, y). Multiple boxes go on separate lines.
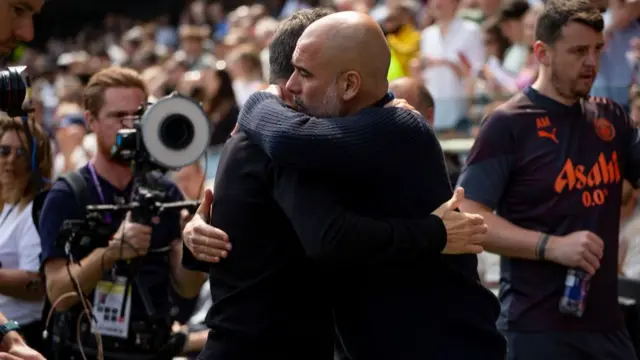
top-left (426, 107), bottom-right (434, 126)
top-left (85, 110), bottom-right (98, 133)
top-left (533, 40), bottom-right (552, 67)
top-left (341, 71), bottom-right (361, 102)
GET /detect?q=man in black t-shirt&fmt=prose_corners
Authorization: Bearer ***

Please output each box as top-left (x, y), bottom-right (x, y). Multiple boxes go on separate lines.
top-left (459, 1), bottom-right (640, 359)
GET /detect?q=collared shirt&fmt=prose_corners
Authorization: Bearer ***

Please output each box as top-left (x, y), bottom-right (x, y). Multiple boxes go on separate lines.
top-left (420, 17), bottom-right (485, 130)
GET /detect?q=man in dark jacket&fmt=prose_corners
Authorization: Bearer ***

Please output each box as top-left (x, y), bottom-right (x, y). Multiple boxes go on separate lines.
top-left (236, 11), bottom-right (506, 360)
top-left (181, 8), bottom-right (488, 360)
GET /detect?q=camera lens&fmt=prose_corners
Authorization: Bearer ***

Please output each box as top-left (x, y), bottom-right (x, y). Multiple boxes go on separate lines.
top-left (0, 67), bottom-right (28, 117)
top-left (159, 114), bottom-right (195, 151)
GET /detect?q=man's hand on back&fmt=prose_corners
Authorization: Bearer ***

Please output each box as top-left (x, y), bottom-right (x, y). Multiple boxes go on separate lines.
top-left (183, 189), bottom-right (231, 263)
top-left (432, 188), bottom-right (487, 254)
top-left (263, 84), bottom-right (283, 98)
top-left (384, 98), bottom-right (420, 115)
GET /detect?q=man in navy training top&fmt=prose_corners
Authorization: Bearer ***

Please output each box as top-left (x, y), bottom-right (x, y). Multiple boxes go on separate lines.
top-left (181, 8), bottom-right (491, 360)
top-left (38, 67), bottom-right (206, 359)
top-left (459, 0), bottom-right (640, 359)
top-left (233, 11), bottom-right (506, 360)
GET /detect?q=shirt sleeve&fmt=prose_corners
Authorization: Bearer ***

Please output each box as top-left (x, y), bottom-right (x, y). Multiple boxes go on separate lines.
top-left (237, 91), bottom-right (430, 175)
top-left (271, 167), bottom-right (447, 267)
top-left (38, 182), bottom-right (82, 267)
top-left (457, 110), bottom-right (516, 210)
top-left (17, 203), bottom-right (42, 272)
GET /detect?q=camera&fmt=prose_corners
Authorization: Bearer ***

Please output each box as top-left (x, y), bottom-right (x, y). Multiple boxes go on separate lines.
top-left (0, 66), bottom-right (30, 117)
top-left (111, 92), bottom-right (211, 171)
top-left (53, 91), bottom-right (208, 360)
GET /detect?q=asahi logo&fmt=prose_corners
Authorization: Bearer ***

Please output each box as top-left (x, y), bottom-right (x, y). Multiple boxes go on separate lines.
top-left (553, 151), bottom-right (621, 207)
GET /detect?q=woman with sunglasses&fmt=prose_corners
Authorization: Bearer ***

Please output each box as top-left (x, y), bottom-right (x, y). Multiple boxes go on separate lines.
top-left (0, 115), bottom-right (52, 356)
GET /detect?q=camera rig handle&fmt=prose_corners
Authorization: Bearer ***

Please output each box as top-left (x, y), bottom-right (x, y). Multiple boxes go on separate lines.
top-left (85, 200), bottom-right (201, 221)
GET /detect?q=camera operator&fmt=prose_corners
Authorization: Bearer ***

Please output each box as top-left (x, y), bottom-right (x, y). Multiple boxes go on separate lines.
top-left (38, 67), bottom-right (206, 360)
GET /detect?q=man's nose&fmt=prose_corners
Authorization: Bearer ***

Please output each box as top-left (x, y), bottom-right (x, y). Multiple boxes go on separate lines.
top-left (13, 18), bottom-right (34, 43)
top-left (121, 117), bottom-right (135, 128)
top-left (285, 75), bottom-right (300, 95)
top-left (6, 151), bottom-right (18, 163)
top-left (584, 49), bottom-right (599, 67)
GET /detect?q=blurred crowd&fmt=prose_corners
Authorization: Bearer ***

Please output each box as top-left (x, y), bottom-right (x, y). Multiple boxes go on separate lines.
top-left (3, 0), bottom-right (640, 308)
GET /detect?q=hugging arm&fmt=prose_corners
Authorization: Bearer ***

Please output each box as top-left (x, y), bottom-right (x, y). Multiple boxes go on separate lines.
top-left (238, 92), bottom-right (428, 174)
top-left (272, 167), bottom-right (446, 265)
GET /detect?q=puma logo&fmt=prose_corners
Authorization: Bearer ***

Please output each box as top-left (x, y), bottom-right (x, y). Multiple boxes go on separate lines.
top-left (538, 128), bottom-right (558, 144)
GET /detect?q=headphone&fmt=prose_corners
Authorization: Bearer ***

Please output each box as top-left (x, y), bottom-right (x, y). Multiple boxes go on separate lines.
top-left (20, 115), bottom-right (52, 192)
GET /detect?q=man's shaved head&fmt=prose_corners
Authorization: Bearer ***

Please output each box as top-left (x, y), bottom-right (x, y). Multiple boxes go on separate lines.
top-left (389, 77), bottom-right (434, 125)
top-left (285, 11), bottom-right (391, 117)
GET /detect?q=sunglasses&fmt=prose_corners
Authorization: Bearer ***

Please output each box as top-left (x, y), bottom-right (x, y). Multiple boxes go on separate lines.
top-left (0, 146), bottom-right (27, 158)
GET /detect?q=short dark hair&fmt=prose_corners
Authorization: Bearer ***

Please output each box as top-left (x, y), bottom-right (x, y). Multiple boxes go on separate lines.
top-left (498, 0), bottom-right (530, 22)
top-left (535, 0), bottom-right (604, 45)
top-left (269, 7), bottom-right (335, 83)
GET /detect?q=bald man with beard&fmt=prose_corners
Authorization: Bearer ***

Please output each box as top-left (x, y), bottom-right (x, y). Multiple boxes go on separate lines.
top-left (389, 76), bottom-right (435, 125)
top-left (388, 77), bottom-right (463, 187)
top-left (238, 11), bottom-right (506, 360)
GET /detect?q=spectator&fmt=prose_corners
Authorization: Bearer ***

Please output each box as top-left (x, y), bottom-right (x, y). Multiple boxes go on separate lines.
top-left (0, 116), bottom-right (52, 356)
top-left (497, 0), bottom-right (530, 75)
top-left (226, 46), bottom-right (267, 106)
top-left (383, 1), bottom-right (421, 80)
top-left (418, 0), bottom-right (485, 133)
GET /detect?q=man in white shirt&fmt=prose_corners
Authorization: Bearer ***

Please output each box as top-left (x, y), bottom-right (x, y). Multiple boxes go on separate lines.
top-left (418, 0), bottom-right (485, 131)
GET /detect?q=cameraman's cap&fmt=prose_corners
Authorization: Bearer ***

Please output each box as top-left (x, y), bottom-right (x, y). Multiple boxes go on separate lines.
top-left (498, 0), bottom-right (530, 22)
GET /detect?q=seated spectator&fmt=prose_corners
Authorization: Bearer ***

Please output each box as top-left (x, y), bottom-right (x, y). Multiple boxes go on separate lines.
top-left (0, 115), bottom-right (52, 356)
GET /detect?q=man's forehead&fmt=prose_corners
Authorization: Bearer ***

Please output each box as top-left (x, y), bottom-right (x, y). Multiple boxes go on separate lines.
top-left (103, 88), bottom-right (145, 109)
top-left (557, 21), bottom-right (604, 45)
top-left (292, 37), bottom-right (324, 63)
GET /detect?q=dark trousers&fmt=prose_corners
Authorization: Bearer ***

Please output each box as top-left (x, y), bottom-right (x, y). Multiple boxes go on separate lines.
top-left (505, 330), bottom-right (637, 360)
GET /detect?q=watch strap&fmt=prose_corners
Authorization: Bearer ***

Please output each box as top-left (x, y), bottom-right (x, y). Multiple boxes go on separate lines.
top-left (0, 320), bottom-right (19, 344)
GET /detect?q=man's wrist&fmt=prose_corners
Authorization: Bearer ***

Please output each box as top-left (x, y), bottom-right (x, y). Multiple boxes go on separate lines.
top-left (425, 214), bottom-right (447, 254)
top-left (101, 245), bottom-right (119, 266)
top-left (541, 234), bottom-right (560, 262)
top-left (0, 324), bottom-right (23, 351)
top-left (535, 233), bottom-right (551, 260)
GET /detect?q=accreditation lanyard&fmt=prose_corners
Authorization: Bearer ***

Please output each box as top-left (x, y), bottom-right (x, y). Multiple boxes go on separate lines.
top-left (87, 162), bottom-right (112, 224)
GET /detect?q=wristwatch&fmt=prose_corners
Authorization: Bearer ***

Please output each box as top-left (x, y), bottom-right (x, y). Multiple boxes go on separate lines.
top-left (0, 320), bottom-right (20, 345)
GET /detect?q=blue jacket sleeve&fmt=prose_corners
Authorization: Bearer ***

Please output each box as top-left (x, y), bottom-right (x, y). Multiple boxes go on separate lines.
top-left (238, 91), bottom-right (431, 174)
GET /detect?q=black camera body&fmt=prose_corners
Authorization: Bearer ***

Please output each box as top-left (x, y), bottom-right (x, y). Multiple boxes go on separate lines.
top-left (0, 66), bottom-right (30, 117)
top-left (111, 92), bottom-right (211, 173)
